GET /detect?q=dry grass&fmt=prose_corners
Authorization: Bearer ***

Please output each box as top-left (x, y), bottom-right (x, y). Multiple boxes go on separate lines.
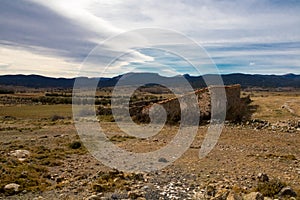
top-left (0, 134), bottom-right (87, 195)
top-left (92, 169), bottom-right (144, 193)
top-left (248, 91), bottom-right (300, 122)
top-left (0, 104), bottom-right (72, 119)
top-left (255, 178), bottom-right (286, 197)
top-left (0, 90), bottom-right (300, 198)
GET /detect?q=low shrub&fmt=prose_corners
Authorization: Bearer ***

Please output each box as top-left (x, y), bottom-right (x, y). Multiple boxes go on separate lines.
top-left (50, 115), bottom-right (65, 121)
top-left (69, 141), bottom-right (82, 149)
top-left (256, 179), bottom-right (287, 197)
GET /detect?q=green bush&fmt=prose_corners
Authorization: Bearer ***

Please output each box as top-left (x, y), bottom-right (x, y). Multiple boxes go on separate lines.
top-left (50, 115), bottom-right (65, 121)
top-left (256, 179), bottom-right (287, 197)
top-left (69, 141), bottom-right (82, 149)
top-left (0, 89), bottom-right (14, 94)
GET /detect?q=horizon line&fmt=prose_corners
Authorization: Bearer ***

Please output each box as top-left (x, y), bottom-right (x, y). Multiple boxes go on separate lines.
top-left (0, 72), bottom-right (299, 79)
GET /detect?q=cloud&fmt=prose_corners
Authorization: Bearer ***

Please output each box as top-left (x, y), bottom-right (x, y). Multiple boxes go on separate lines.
top-left (28, 0), bottom-right (123, 38)
top-left (84, 0), bottom-right (300, 43)
top-left (0, 0), bottom-right (98, 61)
top-left (0, 45), bottom-right (80, 78)
top-left (0, 0), bottom-right (299, 77)
top-left (0, 63), bottom-right (11, 69)
top-left (0, 0), bottom-right (156, 77)
top-left (249, 62), bottom-right (255, 66)
top-left (204, 41), bottom-right (300, 74)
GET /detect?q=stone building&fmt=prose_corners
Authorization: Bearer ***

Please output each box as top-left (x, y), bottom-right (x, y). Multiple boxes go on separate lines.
top-left (139, 84), bottom-right (247, 123)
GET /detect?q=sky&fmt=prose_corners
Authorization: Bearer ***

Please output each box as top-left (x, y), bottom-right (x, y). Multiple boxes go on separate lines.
top-left (0, 0), bottom-right (300, 78)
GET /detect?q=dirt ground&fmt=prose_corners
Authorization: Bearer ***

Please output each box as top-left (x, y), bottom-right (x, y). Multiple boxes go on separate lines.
top-left (0, 91), bottom-right (300, 199)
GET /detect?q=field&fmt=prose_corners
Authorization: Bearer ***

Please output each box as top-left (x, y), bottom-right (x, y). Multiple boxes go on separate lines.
top-left (0, 90), bottom-right (299, 199)
top-left (0, 104), bottom-right (72, 119)
top-left (248, 91), bottom-right (300, 122)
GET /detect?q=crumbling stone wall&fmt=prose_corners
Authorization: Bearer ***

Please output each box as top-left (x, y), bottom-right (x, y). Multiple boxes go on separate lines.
top-left (222, 84), bottom-right (245, 120)
top-left (140, 84), bottom-right (245, 123)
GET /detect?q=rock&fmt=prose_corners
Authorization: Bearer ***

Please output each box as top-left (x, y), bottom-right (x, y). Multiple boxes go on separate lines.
top-left (128, 190), bottom-right (144, 199)
top-left (226, 192), bottom-right (243, 200)
top-left (142, 185), bottom-right (149, 190)
top-left (205, 185), bottom-right (216, 197)
top-left (243, 192), bottom-right (264, 200)
top-left (4, 183), bottom-right (20, 193)
top-left (92, 184), bottom-right (105, 192)
top-left (110, 193), bottom-right (127, 199)
top-left (56, 177), bottom-right (63, 183)
top-left (212, 189), bottom-right (230, 200)
top-left (193, 191), bottom-right (205, 199)
top-left (9, 149), bottom-right (30, 162)
top-left (257, 173), bottom-right (269, 182)
top-left (85, 195), bottom-right (101, 200)
top-left (263, 197), bottom-right (272, 200)
top-left (158, 157), bottom-right (168, 163)
top-left (33, 196), bottom-right (44, 200)
top-left (278, 186), bottom-right (297, 197)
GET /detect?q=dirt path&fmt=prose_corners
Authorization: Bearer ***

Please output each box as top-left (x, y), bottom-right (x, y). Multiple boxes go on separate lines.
top-left (282, 100), bottom-right (300, 117)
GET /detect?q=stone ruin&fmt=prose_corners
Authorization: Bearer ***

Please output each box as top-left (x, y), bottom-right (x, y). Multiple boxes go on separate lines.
top-left (97, 84), bottom-right (251, 124)
top-left (130, 84), bottom-right (249, 123)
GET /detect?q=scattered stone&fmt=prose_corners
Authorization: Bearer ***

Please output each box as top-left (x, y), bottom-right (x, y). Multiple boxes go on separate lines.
top-left (226, 192), bottom-right (243, 200)
top-left (128, 190), bottom-right (144, 199)
top-left (110, 193), bottom-right (127, 199)
top-left (257, 173), bottom-right (269, 182)
top-left (278, 186), bottom-right (297, 197)
top-left (56, 177), bottom-right (64, 183)
top-left (205, 185), bottom-right (216, 197)
top-left (158, 157), bottom-right (168, 163)
top-left (9, 149), bottom-right (30, 162)
top-left (92, 184), bottom-right (105, 192)
top-left (263, 197), bottom-right (273, 200)
top-left (142, 185), bottom-right (149, 190)
top-left (212, 189), bottom-right (230, 200)
top-left (85, 194), bottom-right (101, 200)
top-left (243, 192), bottom-right (264, 200)
top-left (4, 183), bottom-right (20, 193)
top-left (193, 191), bottom-right (205, 200)
top-left (33, 196), bottom-right (44, 200)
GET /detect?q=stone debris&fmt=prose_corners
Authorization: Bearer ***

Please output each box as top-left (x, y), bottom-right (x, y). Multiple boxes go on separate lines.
top-left (243, 192), bottom-right (264, 200)
top-left (226, 192), bottom-right (243, 200)
top-left (257, 173), bottom-right (269, 182)
top-left (229, 119), bottom-right (300, 133)
top-left (9, 149), bottom-right (30, 162)
top-left (278, 186), bottom-right (297, 197)
top-left (141, 84), bottom-right (247, 123)
top-left (4, 183), bottom-right (20, 193)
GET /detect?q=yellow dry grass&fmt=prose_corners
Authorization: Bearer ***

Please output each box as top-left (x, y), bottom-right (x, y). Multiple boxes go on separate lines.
top-left (249, 91), bottom-right (300, 122)
top-left (0, 104), bottom-right (72, 119)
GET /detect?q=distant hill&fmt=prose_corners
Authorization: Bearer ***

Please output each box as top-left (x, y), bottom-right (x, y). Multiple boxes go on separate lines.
top-left (0, 75), bottom-right (75, 88)
top-left (0, 73), bottom-right (300, 89)
top-left (221, 73), bottom-right (300, 88)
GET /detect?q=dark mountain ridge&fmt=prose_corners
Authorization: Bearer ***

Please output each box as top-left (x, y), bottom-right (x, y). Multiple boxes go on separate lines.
top-left (0, 73), bottom-right (300, 89)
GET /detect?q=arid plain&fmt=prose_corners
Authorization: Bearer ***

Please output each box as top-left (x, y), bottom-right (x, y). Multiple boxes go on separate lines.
top-left (0, 90), bottom-right (299, 200)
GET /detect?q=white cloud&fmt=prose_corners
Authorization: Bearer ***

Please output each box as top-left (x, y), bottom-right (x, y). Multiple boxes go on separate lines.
top-left (0, 46), bottom-right (80, 77)
top-left (83, 0), bottom-right (300, 43)
top-left (1, 0), bottom-right (300, 77)
top-left (28, 0), bottom-right (122, 38)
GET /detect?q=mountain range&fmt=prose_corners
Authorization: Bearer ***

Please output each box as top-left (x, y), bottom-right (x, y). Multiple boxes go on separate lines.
top-left (0, 73), bottom-right (300, 89)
